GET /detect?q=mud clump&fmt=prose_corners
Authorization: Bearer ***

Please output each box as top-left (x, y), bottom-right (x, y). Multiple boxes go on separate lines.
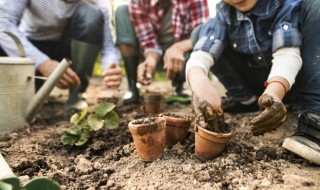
top-left (193, 99), bottom-right (231, 133)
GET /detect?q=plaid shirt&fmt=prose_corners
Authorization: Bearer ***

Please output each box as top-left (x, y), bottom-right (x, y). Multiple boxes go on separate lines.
top-left (129, 0), bottom-right (209, 55)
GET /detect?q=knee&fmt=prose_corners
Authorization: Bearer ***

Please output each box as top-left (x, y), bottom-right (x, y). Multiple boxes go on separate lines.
top-left (74, 3), bottom-right (104, 30)
top-left (115, 5), bottom-right (130, 24)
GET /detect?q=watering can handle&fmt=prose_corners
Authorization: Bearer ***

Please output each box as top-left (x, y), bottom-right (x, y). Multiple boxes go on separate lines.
top-left (0, 31), bottom-right (26, 57)
top-left (25, 58), bottom-right (71, 122)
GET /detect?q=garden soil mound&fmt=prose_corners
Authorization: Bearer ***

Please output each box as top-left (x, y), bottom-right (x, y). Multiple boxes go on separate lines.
top-left (0, 77), bottom-right (319, 190)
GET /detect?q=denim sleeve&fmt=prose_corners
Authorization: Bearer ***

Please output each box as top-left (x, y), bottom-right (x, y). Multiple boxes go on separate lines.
top-left (272, 0), bottom-right (302, 52)
top-left (193, 9), bottom-right (228, 61)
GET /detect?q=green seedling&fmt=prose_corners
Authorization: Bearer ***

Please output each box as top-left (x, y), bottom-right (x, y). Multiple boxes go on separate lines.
top-left (0, 177), bottom-right (60, 190)
top-left (61, 103), bottom-right (120, 146)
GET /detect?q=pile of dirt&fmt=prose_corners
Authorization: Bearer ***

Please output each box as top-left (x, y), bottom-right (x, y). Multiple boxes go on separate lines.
top-left (0, 77), bottom-right (319, 190)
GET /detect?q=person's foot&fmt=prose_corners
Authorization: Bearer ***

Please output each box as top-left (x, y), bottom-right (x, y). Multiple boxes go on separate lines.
top-left (122, 91), bottom-right (141, 105)
top-left (65, 93), bottom-right (88, 111)
top-left (167, 83), bottom-right (191, 104)
top-left (222, 96), bottom-right (259, 113)
top-left (173, 82), bottom-right (191, 98)
top-left (282, 112), bottom-right (320, 165)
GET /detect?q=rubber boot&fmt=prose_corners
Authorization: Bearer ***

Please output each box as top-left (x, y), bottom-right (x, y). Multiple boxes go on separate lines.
top-left (65, 39), bottom-right (101, 111)
top-left (122, 56), bottom-right (140, 105)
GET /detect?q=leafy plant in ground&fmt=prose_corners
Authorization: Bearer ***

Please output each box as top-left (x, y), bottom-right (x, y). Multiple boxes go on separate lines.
top-left (61, 103), bottom-right (120, 146)
top-left (0, 177), bottom-right (60, 190)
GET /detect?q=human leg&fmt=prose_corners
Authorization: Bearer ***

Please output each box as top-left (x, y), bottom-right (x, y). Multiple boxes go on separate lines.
top-left (62, 2), bottom-right (103, 110)
top-left (115, 4), bottom-right (141, 104)
top-left (282, 0), bottom-right (320, 165)
top-left (211, 49), bottom-right (271, 112)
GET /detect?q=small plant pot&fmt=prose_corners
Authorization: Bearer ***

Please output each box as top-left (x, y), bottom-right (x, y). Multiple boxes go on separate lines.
top-left (128, 117), bottom-right (166, 162)
top-left (143, 93), bottom-right (164, 114)
top-left (195, 124), bottom-right (233, 162)
top-left (160, 113), bottom-right (192, 147)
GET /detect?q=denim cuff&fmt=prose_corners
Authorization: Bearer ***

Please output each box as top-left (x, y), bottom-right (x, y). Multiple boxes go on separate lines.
top-left (272, 27), bottom-right (301, 52)
top-left (194, 36), bottom-right (224, 61)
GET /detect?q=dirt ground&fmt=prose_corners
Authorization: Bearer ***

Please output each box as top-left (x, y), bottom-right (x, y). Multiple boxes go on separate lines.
top-left (0, 76), bottom-right (319, 190)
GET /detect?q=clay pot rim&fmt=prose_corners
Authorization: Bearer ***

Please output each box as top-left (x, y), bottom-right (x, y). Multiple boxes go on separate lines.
top-left (196, 125), bottom-right (233, 143)
top-left (159, 114), bottom-right (192, 127)
top-left (128, 117), bottom-right (166, 131)
top-left (143, 92), bottom-right (164, 98)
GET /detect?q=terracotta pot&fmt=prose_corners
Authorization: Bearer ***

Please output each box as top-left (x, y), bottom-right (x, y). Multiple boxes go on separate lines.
top-left (128, 117), bottom-right (166, 162)
top-left (195, 124), bottom-right (233, 162)
top-left (143, 93), bottom-right (164, 114)
top-left (160, 113), bottom-right (192, 147)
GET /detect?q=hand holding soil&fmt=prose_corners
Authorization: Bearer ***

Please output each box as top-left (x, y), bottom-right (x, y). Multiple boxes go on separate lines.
top-left (137, 61), bottom-right (153, 85)
top-left (249, 94), bottom-right (287, 135)
top-left (192, 93), bottom-right (227, 133)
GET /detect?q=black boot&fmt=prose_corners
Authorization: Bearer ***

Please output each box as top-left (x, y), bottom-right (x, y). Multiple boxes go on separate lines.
top-left (172, 73), bottom-right (189, 97)
top-left (122, 56), bottom-right (140, 105)
top-left (65, 39), bottom-right (101, 110)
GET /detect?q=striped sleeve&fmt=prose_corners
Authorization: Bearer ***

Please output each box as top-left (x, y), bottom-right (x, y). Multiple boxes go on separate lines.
top-left (0, 0), bottom-right (49, 70)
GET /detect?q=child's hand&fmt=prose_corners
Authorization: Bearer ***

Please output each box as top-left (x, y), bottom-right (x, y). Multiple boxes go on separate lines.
top-left (249, 94), bottom-right (287, 135)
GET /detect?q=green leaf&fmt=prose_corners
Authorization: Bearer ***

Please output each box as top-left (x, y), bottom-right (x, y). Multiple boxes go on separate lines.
top-left (88, 114), bottom-right (104, 131)
top-left (0, 181), bottom-right (13, 190)
top-left (24, 178), bottom-right (60, 190)
top-left (1, 177), bottom-right (21, 190)
top-left (61, 133), bottom-right (79, 146)
top-left (79, 107), bottom-right (88, 121)
top-left (104, 111), bottom-right (120, 129)
top-left (70, 107), bottom-right (88, 124)
top-left (65, 125), bottom-right (81, 136)
top-left (95, 103), bottom-right (115, 118)
top-left (75, 130), bottom-right (91, 146)
top-left (70, 113), bottom-right (80, 125)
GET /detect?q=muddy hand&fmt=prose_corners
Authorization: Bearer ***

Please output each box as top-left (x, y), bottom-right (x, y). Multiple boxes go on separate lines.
top-left (192, 93), bottom-right (225, 132)
top-left (249, 94), bottom-right (287, 135)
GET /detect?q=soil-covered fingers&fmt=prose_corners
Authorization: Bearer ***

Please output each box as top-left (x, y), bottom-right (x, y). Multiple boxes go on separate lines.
top-left (249, 104), bottom-right (287, 135)
top-left (250, 120), bottom-right (284, 135)
top-left (250, 102), bottom-right (286, 124)
top-left (137, 63), bottom-right (152, 85)
top-left (249, 111), bottom-right (286, 130)
top-left (258, 94), bottom-right (274, 108)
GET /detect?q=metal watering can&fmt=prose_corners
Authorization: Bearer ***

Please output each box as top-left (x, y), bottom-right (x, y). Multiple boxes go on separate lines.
top-left (0, 31), bottom-right (71, 133)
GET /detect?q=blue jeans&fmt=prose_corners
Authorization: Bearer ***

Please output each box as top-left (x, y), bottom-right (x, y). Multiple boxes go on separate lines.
top-left (191, 0), bottom-right (320, 114)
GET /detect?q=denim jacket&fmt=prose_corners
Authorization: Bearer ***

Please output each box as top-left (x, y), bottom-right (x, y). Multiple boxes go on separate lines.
top-left (194, 0), bottom-right (302, 67)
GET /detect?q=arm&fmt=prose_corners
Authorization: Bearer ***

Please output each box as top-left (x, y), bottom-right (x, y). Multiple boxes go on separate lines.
top-left (164, 0), bottom-right (209, 79)
top-left (0, 0), bottom-right (49, 69)
top-left (186, 50), bottom-right (222, 111)
top-left (0, 0), bottom-right (80, 89)
top-left (250, 47), bottom-right (302, 135)
top-left (96, 0), bottom-right (122, 89)
top-left (129, 0), bottom-right (162, 56)
top-left (96, 0), bottom-right (121, 71)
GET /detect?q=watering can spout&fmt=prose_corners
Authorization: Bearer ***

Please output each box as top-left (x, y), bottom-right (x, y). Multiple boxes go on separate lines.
top-left (25, 58), bottom-right (71, 122)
